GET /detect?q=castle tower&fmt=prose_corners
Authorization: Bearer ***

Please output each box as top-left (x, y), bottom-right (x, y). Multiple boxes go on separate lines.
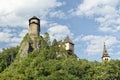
top-left (19, 16), bottom-right (41, 60)
top-left (28, 16), bottom-right (40, 49)
top-left (101, 42), bottom-right (110, 62)
top-left (29, 16), bottom-right (40, 37)
top-left (64, 36), bottom-right (74, 54)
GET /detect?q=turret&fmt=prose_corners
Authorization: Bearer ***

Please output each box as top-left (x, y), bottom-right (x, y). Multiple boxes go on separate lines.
top-left (64, 36), bottom-right (74, 54)
top-left (29, 16), bottom-right (40, 37)
top-left (101, 42), bottom-right (110, 62)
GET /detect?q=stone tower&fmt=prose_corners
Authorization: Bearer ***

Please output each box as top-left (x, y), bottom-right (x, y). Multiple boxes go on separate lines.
top-left (101, 42), bottom-right (110, 62)
top-left (29, 16), bottom-right (40, 38)
top-left (64, 36), bottom-right (74, 54)
top-left (28, 16), bottom-right (40, 49)
top-left (19, 16), bottom-right (41, 60)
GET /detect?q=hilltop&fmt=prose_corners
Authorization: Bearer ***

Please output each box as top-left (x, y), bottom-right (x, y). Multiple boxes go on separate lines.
top-left (0, 16), bottom-right (120, 80)
top-left (0, 32), bottom-right (120, 80)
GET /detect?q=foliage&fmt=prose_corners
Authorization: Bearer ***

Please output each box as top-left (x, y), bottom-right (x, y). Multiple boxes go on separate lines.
top-left (0, 32), bottom-right (120, 80)
top-left (0, 46), bottom-right (19, 73)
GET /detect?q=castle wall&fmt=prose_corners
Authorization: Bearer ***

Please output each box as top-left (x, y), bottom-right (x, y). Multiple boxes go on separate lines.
top-left (65, 43), bottom-right (74, 51)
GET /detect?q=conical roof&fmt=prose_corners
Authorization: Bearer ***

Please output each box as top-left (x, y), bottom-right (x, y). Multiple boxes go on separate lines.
top-left (102, 42), bottom-right (110, 58)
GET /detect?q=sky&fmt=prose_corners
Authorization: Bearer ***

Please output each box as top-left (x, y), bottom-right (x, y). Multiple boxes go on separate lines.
top-left (0, 0), bottom-right (120, 62)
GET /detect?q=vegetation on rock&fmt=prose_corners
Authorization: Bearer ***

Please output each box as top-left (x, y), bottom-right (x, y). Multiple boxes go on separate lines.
top-left (0, 33), bottom-right (120, 80)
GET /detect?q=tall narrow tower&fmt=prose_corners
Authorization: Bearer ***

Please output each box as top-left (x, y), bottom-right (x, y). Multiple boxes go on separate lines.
top-left (29, 16), bottom-right (40, 37)
top-left (19, 16), bottom-right (40, 60)
top-left (101, 42), bottom-right (110, 62)
top-left (28, 16), bottom-right (40, 49)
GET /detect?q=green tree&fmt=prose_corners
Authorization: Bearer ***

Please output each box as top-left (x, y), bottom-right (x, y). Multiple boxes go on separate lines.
top-left (43, 32), bottom-right (50, 45)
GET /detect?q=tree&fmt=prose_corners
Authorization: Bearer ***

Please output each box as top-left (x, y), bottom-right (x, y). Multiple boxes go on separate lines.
top-left (43, 32), bottom-right (50, 45)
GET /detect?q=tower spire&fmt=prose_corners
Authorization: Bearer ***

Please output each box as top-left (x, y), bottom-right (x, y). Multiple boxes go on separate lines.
top-left (103, 42), bottom-right (108, 54)
top-left (102, 42), bottom-right (110, 62)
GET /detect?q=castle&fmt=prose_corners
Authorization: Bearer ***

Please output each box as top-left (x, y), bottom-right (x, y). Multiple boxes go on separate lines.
top-left (20, 16), bottom-right (110, 62)
top-left (29, 16), bottom-right (75, 54)
top-left (58, 36), bottom-right (74, 55)
top-left (19, 16), bottom-right (75, 59)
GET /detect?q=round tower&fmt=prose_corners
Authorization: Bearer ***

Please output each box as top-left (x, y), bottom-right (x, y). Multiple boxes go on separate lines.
top-left (29, 16), bottom-right (40, 37)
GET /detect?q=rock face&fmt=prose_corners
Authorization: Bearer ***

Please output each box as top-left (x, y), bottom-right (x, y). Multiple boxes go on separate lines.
top-left (19, 34), bottom-right (41, 60)
top-left (19, 37), bottom-right (30, 59)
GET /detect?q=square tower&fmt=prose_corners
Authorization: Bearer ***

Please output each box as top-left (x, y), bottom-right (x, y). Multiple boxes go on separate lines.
top-left (64, 36), bottom-right (74, 54)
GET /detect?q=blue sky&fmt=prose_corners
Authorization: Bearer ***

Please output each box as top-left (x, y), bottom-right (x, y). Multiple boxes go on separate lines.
top-left (0, 0), bottom-right (120, 62)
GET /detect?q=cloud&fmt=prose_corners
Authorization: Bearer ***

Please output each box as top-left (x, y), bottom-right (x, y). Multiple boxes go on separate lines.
top-left (0, 0), bottom-right (65, 49)
top-left (40, 20), bottom-right (49, 27)
top-left (73, 0), bottom-right (120, 32)
top-left (0, 31), bottom-right (12, 42)
top-left (10, 29), bottom-right (28, 44)
top-left (49, 10), bottom-right (66, 19)
top-left (74, 0), bottom-right (119, 16)
top-left (19, 29), bottom-right (28, 38)
top-left (74, 34), bottom-right (84, 42)
top-left (76, 35), bottom-right (119, 55)
top-left (0, 0), bottom-right (64, 27)
top-left (0, 27), bottom-right (28, 48)
top-left (48, 23), bottom-right (73, 41)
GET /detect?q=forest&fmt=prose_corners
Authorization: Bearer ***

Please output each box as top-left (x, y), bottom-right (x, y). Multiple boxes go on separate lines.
top-left (0, 33), bottom-right (120, 80)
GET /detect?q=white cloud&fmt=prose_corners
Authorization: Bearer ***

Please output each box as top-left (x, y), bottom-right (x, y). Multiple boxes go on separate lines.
top-left (0, 0), bottom-right (64, 27)
top-left (99, 26), bottom-right (116, 32)
top-left (49, 10), bottom-right (66, 19)
top-left (41, 20), bottom-right (49, 27)
top-left (48, 23), bottom-right (73, 41)
top-left (74, 0), bottom-right (119, 16)
top-left (19, 29), bottom-right (28, 38)
top-left (0, 28), bottom-right (28, 48)
top-left (0, 32), bottom-right (12, 42)
top-left (73, 0), bottom-right (120, 32)
top-left (11, 29), bottom-right (28, 44)
top-left (0, 0), bottom-right (65, 49)
top-left (80, 35), bottom-right (119, 55)
top-left (74, 34), bottom-right (84, 42)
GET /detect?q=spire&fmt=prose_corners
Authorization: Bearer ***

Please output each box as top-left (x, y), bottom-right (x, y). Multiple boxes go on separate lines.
top-left (103, 42), bottom-right (107, 54)
top-left (101, 42), bottom-right (110, 62)
top-left (102, 42), bottom-right (110, 58)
